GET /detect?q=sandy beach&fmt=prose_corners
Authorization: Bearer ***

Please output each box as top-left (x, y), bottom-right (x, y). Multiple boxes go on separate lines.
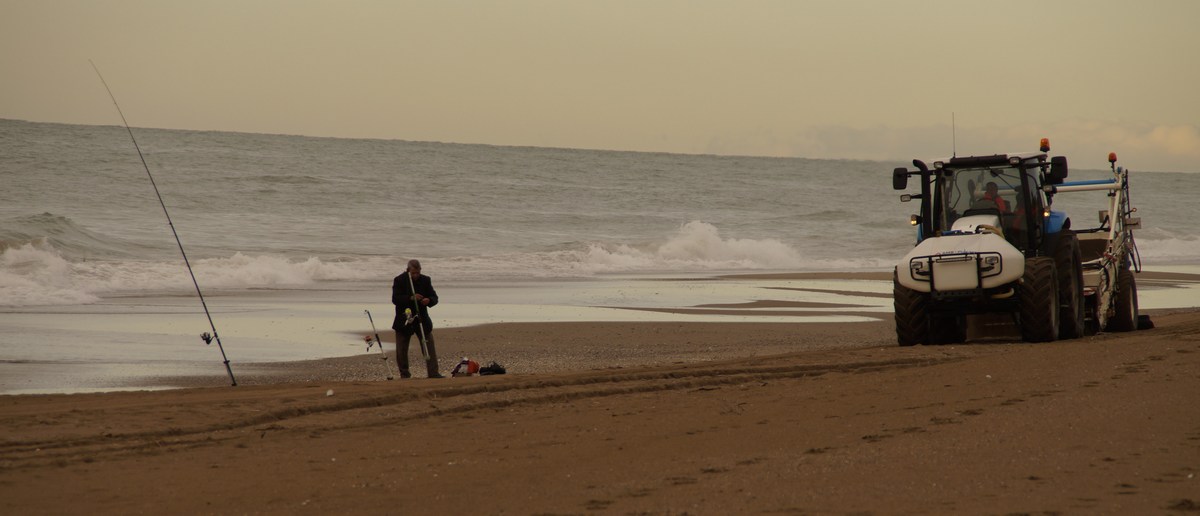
top-left (2, 272), bottom-right (1198, 514)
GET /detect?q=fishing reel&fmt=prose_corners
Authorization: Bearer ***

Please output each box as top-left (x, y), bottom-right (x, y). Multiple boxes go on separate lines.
top-left (363, 334), bottom-right (376, 351)
top-left (200, 332), bottom-right (214, 345)
top-left (404, 307), bottom-right (420, 327)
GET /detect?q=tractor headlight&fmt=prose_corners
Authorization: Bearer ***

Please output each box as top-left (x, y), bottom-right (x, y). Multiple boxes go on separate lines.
top-left (909, 260), bottom-right (930, 278)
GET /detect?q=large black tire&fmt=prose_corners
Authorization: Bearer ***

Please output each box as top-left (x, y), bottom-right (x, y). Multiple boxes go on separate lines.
top-left (1106, 267), bottom-right (1139, 332)
top-left (1053, 232), bottom-right (1085, 339)
top-left (894, 270), bottom-right (929, 346)
top-left (1019, 257), bottom-right (1060, 343)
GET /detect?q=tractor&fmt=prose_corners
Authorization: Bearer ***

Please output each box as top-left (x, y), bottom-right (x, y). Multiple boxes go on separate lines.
top-left (890, 138), bottom-right (1142, 345)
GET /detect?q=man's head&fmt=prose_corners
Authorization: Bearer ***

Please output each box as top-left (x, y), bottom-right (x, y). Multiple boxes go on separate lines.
top-left (985, 182), bottom-right (999, 196)
top-left (407, 259), bottom-right (422, 278)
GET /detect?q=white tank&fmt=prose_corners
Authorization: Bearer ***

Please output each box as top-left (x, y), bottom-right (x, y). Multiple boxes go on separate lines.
top-left (896, 226), bottom-right (1025, 294)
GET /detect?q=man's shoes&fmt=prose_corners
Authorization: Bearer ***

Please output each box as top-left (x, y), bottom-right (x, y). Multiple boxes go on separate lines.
top-left (427, 373), bottom-right (445, 379)
top-left (399, 372), bottom-right (412, 379)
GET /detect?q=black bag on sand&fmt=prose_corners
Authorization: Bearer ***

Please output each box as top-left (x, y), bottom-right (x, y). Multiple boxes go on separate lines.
top-left (1138, 314), bottom-right (1155, 330)
top-left (479, 361), bottom-right (506, 375)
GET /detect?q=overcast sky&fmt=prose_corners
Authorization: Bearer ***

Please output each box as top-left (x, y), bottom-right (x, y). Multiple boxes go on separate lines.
top-left (3, 0), bottom-right (1197, 172)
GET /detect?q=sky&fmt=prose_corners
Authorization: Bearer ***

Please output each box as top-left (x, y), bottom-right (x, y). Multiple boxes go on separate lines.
top-left (2, 0), bottom-right (1198, 172)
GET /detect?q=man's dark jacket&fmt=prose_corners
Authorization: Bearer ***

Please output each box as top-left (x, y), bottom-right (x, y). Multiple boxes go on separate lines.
top-left (392, 273), bottom-right (438, 333)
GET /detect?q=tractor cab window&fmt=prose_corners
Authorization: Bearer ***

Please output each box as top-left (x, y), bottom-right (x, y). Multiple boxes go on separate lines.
top-left (942, 168), bottom-right (1019, 219)
top-left (1006, 166), bottom-right (1050, 251)
top-left (940, 167), bottom-right (1023, 241)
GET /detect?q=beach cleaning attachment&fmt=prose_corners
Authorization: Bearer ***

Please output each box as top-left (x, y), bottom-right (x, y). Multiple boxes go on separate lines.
top-left (1043, 152), bottom-right (1146, 333)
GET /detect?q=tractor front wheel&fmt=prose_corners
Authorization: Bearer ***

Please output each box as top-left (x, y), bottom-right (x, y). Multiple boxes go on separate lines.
top-left (894, 270), bottom-right (930, 346)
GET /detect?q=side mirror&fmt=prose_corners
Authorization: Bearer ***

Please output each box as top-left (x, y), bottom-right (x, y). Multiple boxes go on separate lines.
top-left (893, 168), bottom-right (909, 190)
top-left (1049, 156), bottom-right (1068, 184)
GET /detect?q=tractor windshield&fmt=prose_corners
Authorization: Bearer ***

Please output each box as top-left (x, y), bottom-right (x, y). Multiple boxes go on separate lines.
top-left (936, 166), bottom-right (1028, 247)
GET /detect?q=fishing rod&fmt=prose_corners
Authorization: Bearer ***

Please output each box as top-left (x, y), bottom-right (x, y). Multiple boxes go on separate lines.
top-left (406, 273), bottom-right (431, 362)
top-left (90, 60), bottom-right (237, 387)
top-left (363, 310), bottom-right (394, 380)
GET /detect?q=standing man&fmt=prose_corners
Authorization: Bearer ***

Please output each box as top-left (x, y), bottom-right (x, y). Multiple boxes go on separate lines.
top-left (392, 259), bottom-right (442, 378)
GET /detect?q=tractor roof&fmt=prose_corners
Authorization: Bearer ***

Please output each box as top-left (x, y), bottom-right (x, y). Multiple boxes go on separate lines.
top-left (935, 152), bottom-right (1047, 170)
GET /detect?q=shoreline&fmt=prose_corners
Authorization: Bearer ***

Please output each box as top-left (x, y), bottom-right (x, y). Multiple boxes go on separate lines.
top-left (124, 267), bottom-right (1200, 390)
top-left (133, 305), bottom-right (1200, 391)
top-left (1, 268), bottom-right (1198, 395)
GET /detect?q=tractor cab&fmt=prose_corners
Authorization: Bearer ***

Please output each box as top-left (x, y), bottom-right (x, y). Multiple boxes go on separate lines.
top-left (934, 155), bottom-right (1052, 254)
top-left (894, 144), bottom-right (1069, 257)
top-left (888, 138), bottom-right (1141, 346)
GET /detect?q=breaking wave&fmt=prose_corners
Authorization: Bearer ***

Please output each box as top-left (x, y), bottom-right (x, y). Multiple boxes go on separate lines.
top-left (1133, 228), bottom-right (1200, 264)
top-left (20, 219), bottom-right (1195, 307)
top-left (436, 221), bottom-right (893, 279)
top-left (0, 244), bottom-right (383, 307)
top-left (0, 212), bottom-right (157, 259)
top-left (1, 221), bottom-right (894, 306)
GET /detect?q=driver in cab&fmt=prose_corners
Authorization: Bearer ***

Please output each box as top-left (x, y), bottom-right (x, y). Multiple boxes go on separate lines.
top-left (981, 181), bottom-right (1010, 213)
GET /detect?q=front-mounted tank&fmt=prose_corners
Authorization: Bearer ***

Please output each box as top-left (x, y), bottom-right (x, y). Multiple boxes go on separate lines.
top-left (890, 139), bottom-right (1084, 345)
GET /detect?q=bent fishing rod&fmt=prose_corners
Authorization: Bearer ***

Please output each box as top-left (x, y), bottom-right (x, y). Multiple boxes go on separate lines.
top-left (90, 60), bottom-right (237, 386)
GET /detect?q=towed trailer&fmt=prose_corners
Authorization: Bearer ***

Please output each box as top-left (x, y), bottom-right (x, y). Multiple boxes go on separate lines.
top-left (1047, 153), bottom-right (1145, 333)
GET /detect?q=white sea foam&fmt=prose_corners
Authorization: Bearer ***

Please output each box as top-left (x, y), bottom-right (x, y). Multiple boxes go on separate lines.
top-left (0, 221), bottom-right (888, 306)
top-left (0, 243), bottom-right (100, 306)
top-left (436, 221), bottom-right (894, 280)
top-left (189, 253), bottom-right (380, 285)
top-left (0, 243), bottom-right (384, 306)
top-left (4, 215), bottom-right (1192, 308)
top-left (1129, 228), bottom-right (1200, 264)
top-left (582, 221), bottom-right (802, 269)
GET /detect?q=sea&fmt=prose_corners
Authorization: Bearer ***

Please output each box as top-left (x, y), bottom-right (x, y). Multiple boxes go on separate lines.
top-left (3, 118), bottom-right (1198, 393)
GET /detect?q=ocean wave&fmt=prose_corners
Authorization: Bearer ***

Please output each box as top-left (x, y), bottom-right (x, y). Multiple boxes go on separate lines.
top-left (0, 221), bottom-right (875, 306)
top-left (435, 221), bottom-right (893, 279)
top-left (0, 243), bottom-right (386, 307)
top-left (9, 218), bottom-right (1186, 307)
top-left (255, 173), bottom-right (338, 185)
top-left (1133, 228), bottom-right (1200, 264)
top-left (188, 253), bottom-right (382, 285)
top-left (0, 243), bottom-right (100, 306)
top-left (430, 221), bottom-right (808, 279)
top-left (0, 212), bottom-right (158, 259)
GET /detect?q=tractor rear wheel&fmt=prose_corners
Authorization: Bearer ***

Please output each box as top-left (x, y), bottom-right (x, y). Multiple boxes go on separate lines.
top-left (1054, 232), bottom-right (1085, 339)
top-left (1019, 257), bottom-right (1060, 343)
